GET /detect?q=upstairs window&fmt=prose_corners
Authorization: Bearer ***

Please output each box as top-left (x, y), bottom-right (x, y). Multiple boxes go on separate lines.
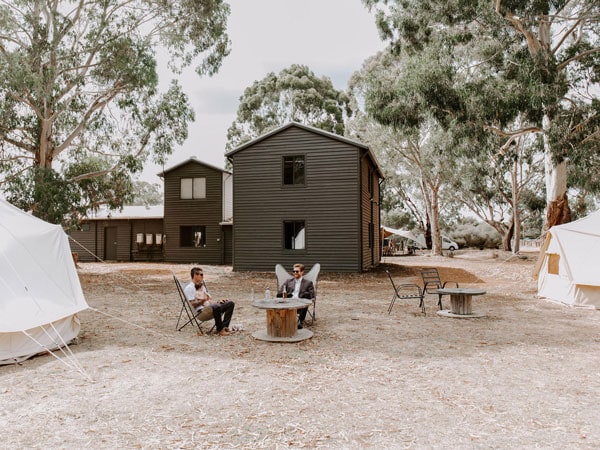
top-left (283, 156), bottom-right (305, 185)
top-left (180, 225), bottom-right (206, 248)
top-left (284, 221), bottom-right (305, 250)
top-left (181, 177), bottom-right (206, 199)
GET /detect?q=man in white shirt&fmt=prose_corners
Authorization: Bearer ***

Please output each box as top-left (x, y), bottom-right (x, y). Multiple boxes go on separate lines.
top-left (184, 267), bottom-right (235, 336)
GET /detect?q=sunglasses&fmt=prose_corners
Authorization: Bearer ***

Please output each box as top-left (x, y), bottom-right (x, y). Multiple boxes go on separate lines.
top-left (293, 270), bottom-right (301, 273)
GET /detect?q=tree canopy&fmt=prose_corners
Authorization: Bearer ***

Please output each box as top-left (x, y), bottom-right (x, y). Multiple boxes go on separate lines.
top-left (0, 0), bottom-right (231, 223)
top-left (226, 64), bottom-right (353, 151)
top-left (362, 0), bottom-right (600, 229)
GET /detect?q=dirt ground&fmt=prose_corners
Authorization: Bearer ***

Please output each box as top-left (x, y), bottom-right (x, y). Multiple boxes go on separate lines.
top-left (2, 248), bottom-right (600, 449)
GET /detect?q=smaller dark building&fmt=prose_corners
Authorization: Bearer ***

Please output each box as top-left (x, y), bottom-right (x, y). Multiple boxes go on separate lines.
top-left (69, 206), bottom-right (164, 262)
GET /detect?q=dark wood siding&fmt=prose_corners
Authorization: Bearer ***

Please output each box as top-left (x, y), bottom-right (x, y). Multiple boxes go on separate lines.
top-left (360, 155), bottom-right (381, 270)
top-left (69, 222), bottom-right (100, 262)
top-left (232, 126), bottom-right (362, 272)
top-left (163, 161), bottom-right (224, 264)
top-left (68, 218), bottom-right (164, 262)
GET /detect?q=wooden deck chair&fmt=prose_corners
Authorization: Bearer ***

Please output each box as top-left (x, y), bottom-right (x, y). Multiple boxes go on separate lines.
top-left (173, 275), bottom-right (215, 334)
top-left (274, 263), bottom-right (320, 325)
top-left (420, 268), bottom-right (459, 310)
top-left (386, 270), bottom-right (425, 314)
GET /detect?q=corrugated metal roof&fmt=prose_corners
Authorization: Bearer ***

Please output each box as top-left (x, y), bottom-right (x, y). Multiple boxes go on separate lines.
top-left (86, 205), bottom-right (164, 220)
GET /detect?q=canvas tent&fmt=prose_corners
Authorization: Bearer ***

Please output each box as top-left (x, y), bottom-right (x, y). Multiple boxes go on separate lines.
top-left (0, 199), bottom-right (88, 364)
top-left (533, 210), bottom-right (600, 308)
top-left (382, 226), bottom-right (425, 248)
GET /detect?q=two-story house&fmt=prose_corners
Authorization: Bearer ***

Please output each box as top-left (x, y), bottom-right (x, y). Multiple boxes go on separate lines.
top-left (225, 122), bottom-right (384, 272)
top-left (159, 157), bottom-right (233, 265)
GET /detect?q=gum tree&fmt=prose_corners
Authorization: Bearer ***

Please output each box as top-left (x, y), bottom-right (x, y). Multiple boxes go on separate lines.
top-left (0, 0), bottom-right (230, 222)
top-left (362, 0), bottom-right (600, 230)
top-left (226, 64), bottom-right (353, 151)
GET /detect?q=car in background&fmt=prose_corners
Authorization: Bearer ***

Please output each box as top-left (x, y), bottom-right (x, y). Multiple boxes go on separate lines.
top-left (414, 234), bottom-right (459, 251)
top-left (442, 236), bottom-right (459, 251)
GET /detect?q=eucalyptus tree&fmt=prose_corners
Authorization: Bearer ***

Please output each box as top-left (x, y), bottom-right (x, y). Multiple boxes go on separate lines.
top-left (348, 43), bottom-right (469, 255)
top-left (225, 64), bottom-right (354, 151)
top-left (362, 0), bottom-right (600, 230)
top-left (0, 0), bottom-right (231, 223)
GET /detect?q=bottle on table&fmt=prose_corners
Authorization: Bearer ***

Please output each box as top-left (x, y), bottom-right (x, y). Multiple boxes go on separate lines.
top-left (265, 287), bottom-right (271, 300)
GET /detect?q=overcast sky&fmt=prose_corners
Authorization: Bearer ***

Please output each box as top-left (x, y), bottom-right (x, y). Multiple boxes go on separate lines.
top-left (143, 0), bottom-right (385, 182)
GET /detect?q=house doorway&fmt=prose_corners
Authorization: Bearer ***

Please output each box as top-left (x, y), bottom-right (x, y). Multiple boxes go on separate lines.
top-left (104, 227), bottom-right (118, 261)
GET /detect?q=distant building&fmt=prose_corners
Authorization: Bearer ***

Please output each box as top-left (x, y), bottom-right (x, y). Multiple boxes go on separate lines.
top-left (69, 205), bottom-right (164, 262)
top-left (225, 122), bottom-right (384, 272)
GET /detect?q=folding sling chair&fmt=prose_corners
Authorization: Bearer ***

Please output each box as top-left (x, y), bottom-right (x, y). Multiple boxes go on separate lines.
top-left (173, 275), bottom-right (215, 334)
top-left (303, 263), bottom-right (320, 325)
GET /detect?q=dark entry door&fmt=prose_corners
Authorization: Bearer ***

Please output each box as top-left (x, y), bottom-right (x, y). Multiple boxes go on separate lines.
top-left (105, 227), bottom-right (118, 260)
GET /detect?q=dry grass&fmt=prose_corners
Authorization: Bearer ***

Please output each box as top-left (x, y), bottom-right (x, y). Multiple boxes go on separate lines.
top-left (2, 249), bottom-right (600, 449)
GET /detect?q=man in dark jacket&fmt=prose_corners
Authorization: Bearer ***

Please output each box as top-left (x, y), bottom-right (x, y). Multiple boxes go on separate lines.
top-left (276, 263), bottom-right (314, 329)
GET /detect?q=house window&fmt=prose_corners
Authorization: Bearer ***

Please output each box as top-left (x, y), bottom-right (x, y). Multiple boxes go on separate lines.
top-left (283, 156), bottom-right (305, 185)
top-left (180, 177), bottom-right (206, 199)
top-left (284, 221), bottom-right (305, 250)
top-left (180, 226), bottom-right (206, 248)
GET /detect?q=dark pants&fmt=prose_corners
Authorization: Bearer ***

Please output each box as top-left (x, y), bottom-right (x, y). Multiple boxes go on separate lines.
top-left (211, 300), bottom-right (235, 331)
top-left (298, 306), bottom-right (308, 323)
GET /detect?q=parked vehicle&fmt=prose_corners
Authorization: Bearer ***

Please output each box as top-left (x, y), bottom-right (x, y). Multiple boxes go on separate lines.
top-left (414, 234), bottom-right (459, 251)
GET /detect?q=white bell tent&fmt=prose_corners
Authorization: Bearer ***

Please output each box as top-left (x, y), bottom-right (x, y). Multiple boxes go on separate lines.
top-left (0, 199), bottom-right (88, 364)
top-left (533, 210), bottom-right (600, 308)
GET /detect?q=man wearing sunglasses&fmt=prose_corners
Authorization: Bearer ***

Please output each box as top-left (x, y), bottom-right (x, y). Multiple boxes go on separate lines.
top-left (184, 267), bottom-right (235, 336)
top-left (276, 263), bottom-right (314, 329)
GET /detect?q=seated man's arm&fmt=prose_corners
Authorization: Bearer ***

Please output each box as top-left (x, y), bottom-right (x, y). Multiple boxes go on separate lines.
top-left (276, 280), bottom-right (289, 298)
top-left (301, 281), bottom-right (314, 299)
top-left (183, 283), bottom-right (202, 309)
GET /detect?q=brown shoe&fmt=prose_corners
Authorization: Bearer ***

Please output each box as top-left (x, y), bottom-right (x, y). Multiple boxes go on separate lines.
top-left (218, 329), bottom-right (230, 336)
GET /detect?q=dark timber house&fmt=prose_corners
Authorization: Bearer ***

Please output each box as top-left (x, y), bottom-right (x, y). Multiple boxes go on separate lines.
top-left (225, 122), bottom-right (384, 272)
top-left (159, 157), bottom-right (233, 265)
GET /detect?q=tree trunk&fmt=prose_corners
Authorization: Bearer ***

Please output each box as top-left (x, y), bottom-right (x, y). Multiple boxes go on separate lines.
top-left (511, 159), bottom-right (521, 254)
top-left (430, 186), bottom-right (442, 256)
top-left (502, 218), bottom-right (514, 252)
top-left (544, 115), bottom-right (571, 230)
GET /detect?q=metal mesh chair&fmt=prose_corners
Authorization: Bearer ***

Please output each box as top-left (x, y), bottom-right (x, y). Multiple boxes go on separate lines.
top-left (386, 270), bottom-right (425, 314)
top-left (420, 268), bottom-right (459, 310)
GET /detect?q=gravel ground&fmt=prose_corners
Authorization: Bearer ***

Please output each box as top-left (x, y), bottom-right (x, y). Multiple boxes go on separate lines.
top-left (2, 248), bottom-right (600, 449)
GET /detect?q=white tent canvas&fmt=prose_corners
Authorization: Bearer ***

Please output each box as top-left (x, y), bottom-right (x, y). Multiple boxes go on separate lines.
top-left (534, 210), bottom-right (600, 308)
top-left (0, 199), bottom-right (88, 364)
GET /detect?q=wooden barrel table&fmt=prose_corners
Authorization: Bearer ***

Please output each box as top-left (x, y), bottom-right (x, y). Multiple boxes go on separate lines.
top-left (251, 298), bottom-right (313, 342)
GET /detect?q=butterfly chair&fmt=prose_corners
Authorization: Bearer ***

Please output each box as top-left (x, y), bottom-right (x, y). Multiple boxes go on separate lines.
top-left (420, 268), bottom-right (459, 310)
top-left (275, 263), bottom-right (320, 325)
top-left (386, 270), bottom-right (425, 314)
top-left (173, 275), bottom-right (215, 335)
